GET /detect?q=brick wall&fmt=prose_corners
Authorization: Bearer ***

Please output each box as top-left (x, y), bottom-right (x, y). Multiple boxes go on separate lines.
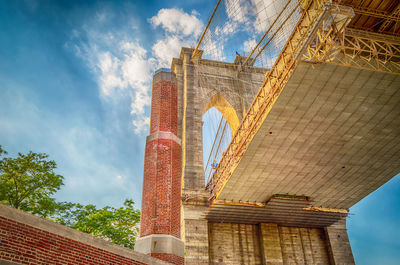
top-left (0, 204), bottom-right (170, 265)
top-left (150, 79), bottom-right (178, 136)
top-left (140, 72), bottom-right (181, 238)
top-left (140, 138), bottom-right (181, 238)
top-left (150, 254), bottom-right (184, 265)
top-left (137, 71), bottom-right (183, 265)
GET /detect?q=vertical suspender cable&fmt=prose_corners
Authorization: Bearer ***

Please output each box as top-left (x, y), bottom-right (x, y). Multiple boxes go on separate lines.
top-left (193, 0), bottom-right (222, 57)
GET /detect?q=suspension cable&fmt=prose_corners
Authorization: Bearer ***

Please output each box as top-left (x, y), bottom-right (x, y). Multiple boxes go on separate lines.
top-left (193, 0), bottom-right (222, 57)
top-left (206, 119), bottom-right (228, 183)
top-left (242, 0), bottom-right (292, 67)
top-left (250, 0), bottom-right (301, 65)
top-left (205, 115), bottom-right (224, 176)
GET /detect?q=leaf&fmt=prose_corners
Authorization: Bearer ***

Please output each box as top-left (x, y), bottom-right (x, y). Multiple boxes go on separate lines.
top-left (52, 199), bottom-right (140, 249)
top-left (0, 150), bottom-right (64, 217)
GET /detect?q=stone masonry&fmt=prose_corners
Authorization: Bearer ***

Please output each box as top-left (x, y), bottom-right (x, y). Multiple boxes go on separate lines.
top-left (136, 48), bottom-right (356, 265)
top-left (171, 48), bottom-right (266, 265)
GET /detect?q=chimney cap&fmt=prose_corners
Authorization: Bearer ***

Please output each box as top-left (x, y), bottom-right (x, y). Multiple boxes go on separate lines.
top-left (155, 68), bottom-right (171, 74)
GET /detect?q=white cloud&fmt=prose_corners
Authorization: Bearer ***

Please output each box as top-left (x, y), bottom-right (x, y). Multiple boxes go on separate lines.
top-left (150, 8), bottom-right (204, 68)
top-left (152, 35), bottom-right (189, 68)
top-left (251, 0), bottom-right (300, 39)
top-left (150, 8), bottom-right (203, 37)
top-left (215, 20), bottom-right (238, 36)
top-left (69, 8), bottom-right (205, 134)
top-left (132, 116), bottom-right (150, 134)
top-left (204, 40), bottom-right (225, 61)
top-left (225, 0), bottom-right (251, 23)
top-left (70, 28), bottom-right (154, 133)
top-left (98, 52), bottom-right (123, 95)
top-left (243, 38), bottom-right (257, 53)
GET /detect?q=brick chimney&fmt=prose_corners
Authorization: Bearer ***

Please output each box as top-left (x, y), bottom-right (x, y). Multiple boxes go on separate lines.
top-left (134, 69), bottom-right (184, 265)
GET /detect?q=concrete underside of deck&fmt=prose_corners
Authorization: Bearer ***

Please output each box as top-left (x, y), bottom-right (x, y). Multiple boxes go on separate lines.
top-left (217, 62), bottom-right (400, 209)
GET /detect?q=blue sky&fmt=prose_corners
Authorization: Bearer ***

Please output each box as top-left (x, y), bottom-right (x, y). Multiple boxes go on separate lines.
top-left (0, 1), bottom-right (399, 264)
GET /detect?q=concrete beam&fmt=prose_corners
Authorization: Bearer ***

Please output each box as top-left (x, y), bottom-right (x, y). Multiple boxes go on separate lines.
top-left (135, 234), bottom-right (185, 258)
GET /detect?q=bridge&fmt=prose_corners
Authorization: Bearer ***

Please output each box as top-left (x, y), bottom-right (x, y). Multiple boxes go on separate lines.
top-left (204, 0), bottom-right (400, 227)
top-left (135, 0), bottom-right (400, 264)
top-left (1, 0), bottom-right (399, 265)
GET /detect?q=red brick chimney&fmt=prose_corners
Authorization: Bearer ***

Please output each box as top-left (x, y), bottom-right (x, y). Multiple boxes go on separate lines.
top-left (134, 69), bottom-right (184, 265)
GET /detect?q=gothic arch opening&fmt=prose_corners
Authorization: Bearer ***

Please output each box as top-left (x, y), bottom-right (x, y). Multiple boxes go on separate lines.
top-left (203, 93), bottom-right (240, 135)
top-left (202, 94), bottom-right (239, 184)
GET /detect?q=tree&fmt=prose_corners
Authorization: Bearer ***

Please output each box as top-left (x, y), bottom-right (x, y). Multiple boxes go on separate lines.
top-left (0, 146), bottom-right (140, 249)
top-left (0, 145), bottom-right (5, 156)
top-left (53, 199), bottom-right (140, 249)
top-left (0, 147), bottom-right (63, 218)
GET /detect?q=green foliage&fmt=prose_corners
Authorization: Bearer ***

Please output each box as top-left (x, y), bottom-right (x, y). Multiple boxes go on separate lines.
top-left (0, 146), bottom-right (140, 249)
top-left (0, 147), bottom-right (64, 218)
top-left (53, 199), bottom-right (140, 249)
top-left (0, 145), bottom-right (6, 156)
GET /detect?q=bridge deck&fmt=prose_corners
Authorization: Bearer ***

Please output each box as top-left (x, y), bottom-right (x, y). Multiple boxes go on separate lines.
top-left (215, 61), bottom-right (400, 210)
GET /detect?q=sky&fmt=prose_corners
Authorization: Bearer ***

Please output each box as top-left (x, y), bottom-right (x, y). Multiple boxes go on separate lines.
top-left (0, 1), bottom-right (399, 264)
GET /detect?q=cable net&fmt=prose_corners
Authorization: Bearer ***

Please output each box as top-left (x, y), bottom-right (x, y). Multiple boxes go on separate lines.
top-left (203, 108), bottom-right (233, 184)
top-left (198, 0), bottom-right (302, 183)
top-left (198, 0), bottom-right (302, 68)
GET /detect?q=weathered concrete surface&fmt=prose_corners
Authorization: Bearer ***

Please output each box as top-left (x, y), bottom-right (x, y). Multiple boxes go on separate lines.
top-left (206, 196), bottom-right (348, 227)
top-left (278, 226), bottom-right (330, 264)
top-left (181, 189), bottom-right (210, 265)
top-left (134, 235), bottom-right (184, 257)
top-left (325, 220), bottom-right (355, 265)
top-left (208, 223), bottom-right (263, 265)
top-left (208, 221), bottom-right (351, 265)
top-left (218, 62), bottom-right (400, 209)
top-left (260, 223), bottom-right (283, 264)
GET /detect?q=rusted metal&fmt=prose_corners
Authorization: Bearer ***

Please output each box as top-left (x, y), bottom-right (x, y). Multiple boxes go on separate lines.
top-left (379, 3), bottom-right (400, 32)
top-left (352, 6), bottom-right (400, 22)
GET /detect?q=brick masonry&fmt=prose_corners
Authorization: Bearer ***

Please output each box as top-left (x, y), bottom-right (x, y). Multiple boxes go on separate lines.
top-left (136, 70), bottom-right (183, 265)
top-left (0, 204), bottom-right (170, 265)
top-left (150, 254), bottom-right (184, 265)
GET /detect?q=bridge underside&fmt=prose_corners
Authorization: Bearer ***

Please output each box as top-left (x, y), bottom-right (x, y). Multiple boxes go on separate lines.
top-left (206, 195), bottom-right (347, 227)
top-left (207, 61), bottom-right (400, 224)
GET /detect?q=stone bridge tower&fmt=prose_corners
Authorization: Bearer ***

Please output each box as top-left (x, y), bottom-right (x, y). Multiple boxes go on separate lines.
top-left (135, 47), bottom-right (266, 264)
top-left (170, 48), bottom-right (266, 264)
top-left (135, 47), bottom-right (356, 265)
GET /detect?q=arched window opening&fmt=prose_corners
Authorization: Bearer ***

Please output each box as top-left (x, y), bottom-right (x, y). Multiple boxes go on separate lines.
top-left (202, 107), bottom-right (232, 184)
